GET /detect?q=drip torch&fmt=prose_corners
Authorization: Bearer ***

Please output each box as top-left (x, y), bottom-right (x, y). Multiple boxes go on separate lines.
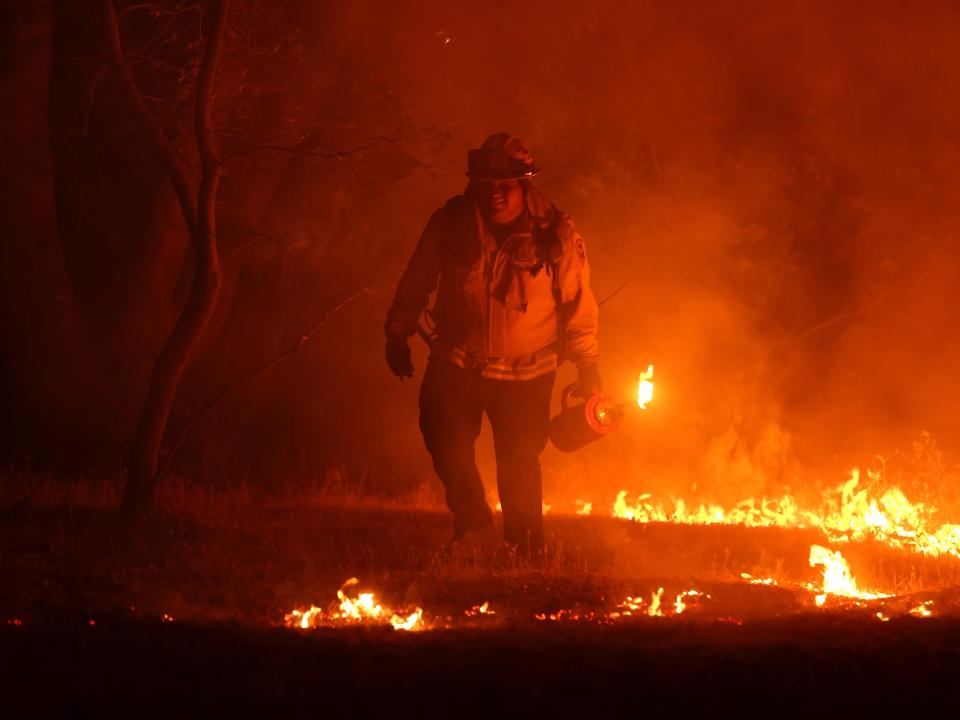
top-left (549, 364), bottom-right (654, 453)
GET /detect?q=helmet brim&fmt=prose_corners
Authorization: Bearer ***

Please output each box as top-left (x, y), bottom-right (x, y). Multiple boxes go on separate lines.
top-left (465, 167), bottom-right (541, 181)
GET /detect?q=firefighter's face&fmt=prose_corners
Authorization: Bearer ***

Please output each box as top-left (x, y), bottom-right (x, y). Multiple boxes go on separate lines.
top-left (476, 180), bottom-right (524, 226)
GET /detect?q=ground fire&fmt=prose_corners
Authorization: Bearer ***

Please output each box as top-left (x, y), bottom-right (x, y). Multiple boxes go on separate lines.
top-left (608, 468), bottom-right (960, 559)
top-left (285, 578), bottom-right (424, 632)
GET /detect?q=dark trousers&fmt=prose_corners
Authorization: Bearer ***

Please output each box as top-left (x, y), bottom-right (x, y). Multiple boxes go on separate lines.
top-left (419, 358), bottom-right (555, 554)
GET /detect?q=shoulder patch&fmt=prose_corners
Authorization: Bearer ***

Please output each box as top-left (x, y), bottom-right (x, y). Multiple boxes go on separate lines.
top-left (575, 238), bottom-right (586, 266)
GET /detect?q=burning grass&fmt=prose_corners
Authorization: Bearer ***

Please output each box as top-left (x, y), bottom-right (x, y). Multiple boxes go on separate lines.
top-left (609, 467), bottom-right (960, 559)
top-left (4, 469), bottom-right (960, 631)
top-left (5, 473), bottom-right (960, 712)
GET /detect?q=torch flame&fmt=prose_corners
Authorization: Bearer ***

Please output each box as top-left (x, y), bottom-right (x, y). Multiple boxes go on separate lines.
top-left (637, 364), bottom-right (654, 410)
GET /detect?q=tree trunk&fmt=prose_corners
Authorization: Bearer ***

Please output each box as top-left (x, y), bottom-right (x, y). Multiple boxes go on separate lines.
top-left (99, 0), bottom-right (231, 519)
top-left (0, 3), bottom-right (109, 469)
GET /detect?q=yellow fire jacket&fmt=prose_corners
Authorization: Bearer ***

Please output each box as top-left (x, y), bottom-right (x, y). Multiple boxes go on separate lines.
top-left (386, 188), bottom-right (599, 381)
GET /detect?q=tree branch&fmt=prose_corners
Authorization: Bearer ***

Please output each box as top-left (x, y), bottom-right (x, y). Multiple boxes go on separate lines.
top-left (598, 280), bottom-right (629, 308)
top-left (771, 291), bottom-right (898, 353)
top-left (156, 270), bottom-right (399, 480)
top-left (119, 0), bottom-right (231, 518)
top-left (81, 65), bottom-right (109, 140)
top-left (221, 221), bottom-right (320, 259)
top-left (120, 2), bottom-right (200, 19)
top-left (220, 136), bottom-right (405, 164)
top-left (100, 0), bottom-right (198, 237)
top-left (127, 9), bottom-right (183, 57)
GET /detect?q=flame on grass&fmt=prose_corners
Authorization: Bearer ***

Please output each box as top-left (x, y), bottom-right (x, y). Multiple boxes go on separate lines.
top-left (286, 577), bottom-right (424, 631)
top-left (909, 601), bottom-right (933, 618)
top-left (391, 608), bottom-right (424, 631)
top-left (612, 595), bottom-right (643, 616)
top-left (567, 365), bottom-right (956, 560)
top-left (465, 601), bottom-right (495, 616)
top-left (809, 545), bottom-right (889, 606)
top-left (607, 588), bottom-right (707, 620)
top-left (740, 573), bottom-right (778, 586)
top-left (535, 608), bottom-right (594, 622)
top-left (648, 587), bottom-right (664, 617)
top-left (612, 468), bottom-right (960, 559)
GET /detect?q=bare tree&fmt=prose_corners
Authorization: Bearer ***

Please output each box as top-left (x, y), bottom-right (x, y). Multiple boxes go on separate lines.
top-left (97, 0), bottom-right (430, 517)
top-left (100, 0), bottom-right (231, 519)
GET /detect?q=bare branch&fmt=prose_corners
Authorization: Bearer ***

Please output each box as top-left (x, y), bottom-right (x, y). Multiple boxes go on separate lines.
top-left (129, 51), bottom-right (187, 75)
top-left (771, 291), bottom-right (898, 353)
top-left (598, 280), bottom-right (629, 307)
top-left (221, 221), bottom-right (320, 259)
top-left (195, 0), bottom-right (227, 168)
top-left (81, 65), bottom-right (109, 140)
top-left (221, 136), bottom-right (407, 164)
top-left (100, 0), bottom-right (198, 237)
top-left (119, 3), bottom-right (200, 19)
top-left (156, 270), bottom-right (400, 480)
top-left (127, 9), bottom-right (182, 57)
top-left (120, 0), bottom-right (231, 518)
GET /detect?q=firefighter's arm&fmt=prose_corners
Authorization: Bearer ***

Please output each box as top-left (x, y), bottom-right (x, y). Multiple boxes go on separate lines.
top-left (384, 207), bottom-right (446, 339)
top-left (556, 219), bottom-right (600, 369)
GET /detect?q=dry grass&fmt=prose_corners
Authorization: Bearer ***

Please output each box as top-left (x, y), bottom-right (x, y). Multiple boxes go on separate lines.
top-left (5, 474), bottom-right (960, 713)
top-left (3, 472), bottom-right (960, 630)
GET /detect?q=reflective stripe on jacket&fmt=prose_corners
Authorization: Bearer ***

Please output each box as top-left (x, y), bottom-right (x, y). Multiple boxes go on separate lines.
top-left (386, 189), bottom-right (599, 381)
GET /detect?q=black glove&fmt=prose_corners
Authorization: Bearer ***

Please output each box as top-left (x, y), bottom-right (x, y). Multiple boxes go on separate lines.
top-left (385, 336), bottom-right (414, 380)
top-left (576, 363), bottom-right (602, 398)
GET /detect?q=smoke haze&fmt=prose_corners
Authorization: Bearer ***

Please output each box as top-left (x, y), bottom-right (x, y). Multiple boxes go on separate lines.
top-left (3, 0), bottom-right (959, 509)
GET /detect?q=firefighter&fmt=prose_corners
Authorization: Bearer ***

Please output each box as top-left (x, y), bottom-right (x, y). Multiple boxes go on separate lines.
top-left (384, 133), bottom-right (600, 558)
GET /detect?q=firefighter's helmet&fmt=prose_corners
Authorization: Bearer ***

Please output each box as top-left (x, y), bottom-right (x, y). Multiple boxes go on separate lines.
top-left (466, 132), bottom-right (541, 181)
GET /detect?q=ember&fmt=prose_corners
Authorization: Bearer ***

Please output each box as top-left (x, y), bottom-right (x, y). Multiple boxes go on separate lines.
top-left (465, 602), bottom-right (495, 616)
top-left (908, 601), bottom-right (934, 618)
